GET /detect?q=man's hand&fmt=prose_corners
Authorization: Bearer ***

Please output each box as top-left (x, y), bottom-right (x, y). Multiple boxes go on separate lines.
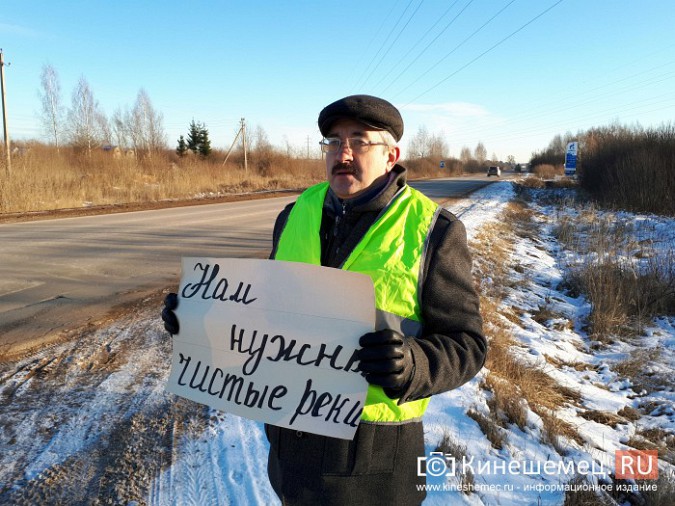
top-left (358, 329), bottom-right (414, 398)
top-left (161, 293), bottom-right (179, 335)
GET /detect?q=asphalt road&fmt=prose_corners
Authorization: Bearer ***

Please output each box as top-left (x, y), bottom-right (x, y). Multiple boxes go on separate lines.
top-left (0, 176), bottom-right (495, 359)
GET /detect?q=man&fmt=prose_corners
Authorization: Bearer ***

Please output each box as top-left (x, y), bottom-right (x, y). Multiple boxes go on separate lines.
top-left (163, 95), bottom-right (486, 505)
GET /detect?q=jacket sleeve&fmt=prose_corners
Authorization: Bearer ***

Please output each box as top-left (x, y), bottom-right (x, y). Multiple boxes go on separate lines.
top-left (269, 203), bottom-right (295, 259)
top-left (398, 209), bottom-right (486, 403)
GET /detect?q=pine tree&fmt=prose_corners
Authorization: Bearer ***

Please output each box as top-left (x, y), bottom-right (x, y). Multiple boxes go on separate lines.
top-left (186, 120), bottom-right (202, 154)
top-left (184, 120), bottom-right (211, 157)
top-left (176, 135), bottom-right (188, 157)
top-left (198, 126), bottom-right (212, 157)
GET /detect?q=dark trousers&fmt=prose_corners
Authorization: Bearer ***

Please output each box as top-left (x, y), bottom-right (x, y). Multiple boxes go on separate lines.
top-left (265, 421), bottom-right (427, 506)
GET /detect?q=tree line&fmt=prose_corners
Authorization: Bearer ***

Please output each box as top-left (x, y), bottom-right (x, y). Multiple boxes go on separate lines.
top-left (36, 64), bottom-right (516, 172)
top-left (531, 123), bottom-right (674, 216)
top-left (39, 65), bottom-right (166, 157)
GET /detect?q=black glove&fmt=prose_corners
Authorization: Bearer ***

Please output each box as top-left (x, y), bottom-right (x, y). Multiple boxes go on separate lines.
top-left (162, 293), bottom-right (179, 335)
top-left (358, 329), bottom-right (414, 398)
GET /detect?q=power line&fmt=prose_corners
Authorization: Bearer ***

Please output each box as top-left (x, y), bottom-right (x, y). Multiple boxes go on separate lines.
top-left (444, 63), bottom-right (675, 140)
top-left (358, 0), bottom-right (427, 90)
top-left (389, 0), bottom-right (515, 98)
top-left (352, 0), bottom-right (419, 91)
top-left (447, 93), bottom-right (675, 150)
top-left (402, 0), bottom-right (565, 105)
top-left (351, 0), bottom-right (404, 87)
top-left (375, 0), bottom-right (472, 93)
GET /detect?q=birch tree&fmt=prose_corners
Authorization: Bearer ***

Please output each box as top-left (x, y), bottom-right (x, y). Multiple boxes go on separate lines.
top-left (474, 142), bottom-right (487, 165)
top-left (67, 76), bottom-right (102, 154)
top-left (38, 64), bottom-right (63, 151)
top-left (128, 89), bottom-right (166, 156)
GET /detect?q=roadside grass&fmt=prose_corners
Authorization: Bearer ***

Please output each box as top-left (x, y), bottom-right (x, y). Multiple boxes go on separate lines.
top-left (563, 475), bottom-right (613, 505)
top-left (470, 201), bottom-right (584, 453)
top-left (434, 430), bottom-right (476, 494)
top-left (551, 202), bottom-right (675, 342)
top-left (0, 145), bottom-right (325, 213)
top-left (0, 144), bottom-right (465, 214)
top-left (513, 182), bottom-right (675, 504)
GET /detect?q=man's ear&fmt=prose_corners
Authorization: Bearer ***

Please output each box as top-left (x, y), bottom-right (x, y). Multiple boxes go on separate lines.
top-left (387, 145), bottom-right (400, 170)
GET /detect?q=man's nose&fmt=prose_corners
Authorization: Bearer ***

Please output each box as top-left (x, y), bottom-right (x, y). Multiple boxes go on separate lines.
top-left (335, 140), bottom-right (353, 161)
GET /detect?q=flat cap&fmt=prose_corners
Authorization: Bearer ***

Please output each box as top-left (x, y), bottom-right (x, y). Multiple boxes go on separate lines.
top-left (318, 95), bottom-right (403, 142)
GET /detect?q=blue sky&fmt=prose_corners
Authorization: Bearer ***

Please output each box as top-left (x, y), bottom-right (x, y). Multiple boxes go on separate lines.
top-left (2, 0), bottom-right (674, 162)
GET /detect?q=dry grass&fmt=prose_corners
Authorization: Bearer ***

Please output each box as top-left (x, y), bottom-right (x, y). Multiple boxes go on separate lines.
top-left (558, 208), bottom-right (675, 341)
top-left (617, 406), bottom-right (641, 422)
top-left (0, 143), bottom-right (468, 214)
top-left (532, 303), bottom-right (568, 328)
top-left (544, 355), bottom-right (595, 372)
top-left (434, 430), bottom-right (475, 494)
top-left (483, 374), bottom-right (528, 430)
top-left (519, 176), bottom-right (546, 189)
top-left (628, 427), bottom-right (675, 465)
top-left (532, 163), bottom-right (563, 179)
top-left (471, 210), bottom-right (584, 453)
top-left (466, 408), bottom-right (506, 450)
top-left (471, 222), bottom-right (514, 300)
top-left (0, 145), bottom-right (325, 213)
top-left (578, 409), bottom-right (626, 428)
top-left (579, 123), bottom-right (675, 216)
top-left (640, 472), bottom-right (675, 506)
top-left (502, 200), bottom-right (539, 239)
top-left (563, 475), bottom-right (613, 505)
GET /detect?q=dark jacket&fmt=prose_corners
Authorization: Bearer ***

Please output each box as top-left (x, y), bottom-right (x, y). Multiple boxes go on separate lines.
top-left (266, 165), bottom-right (486, 505)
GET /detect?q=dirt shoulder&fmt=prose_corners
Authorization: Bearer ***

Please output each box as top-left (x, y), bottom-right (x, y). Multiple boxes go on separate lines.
top-left (0, 188), bottom-right (303, 224)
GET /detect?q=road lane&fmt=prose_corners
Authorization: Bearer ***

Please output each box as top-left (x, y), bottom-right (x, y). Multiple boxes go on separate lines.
top-left (0, 177), bottom-right (495, 358)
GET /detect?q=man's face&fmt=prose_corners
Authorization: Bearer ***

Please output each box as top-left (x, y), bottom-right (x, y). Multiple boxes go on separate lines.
top-left (325, 118), bottom-right (400, 199)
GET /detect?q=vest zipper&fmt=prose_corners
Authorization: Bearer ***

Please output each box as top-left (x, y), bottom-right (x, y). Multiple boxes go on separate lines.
top-left (332, 202), bottom-right (348, 258)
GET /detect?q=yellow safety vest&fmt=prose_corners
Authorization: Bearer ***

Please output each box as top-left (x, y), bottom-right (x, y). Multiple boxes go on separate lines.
top-left (275, 181), bottom-right (439, 422)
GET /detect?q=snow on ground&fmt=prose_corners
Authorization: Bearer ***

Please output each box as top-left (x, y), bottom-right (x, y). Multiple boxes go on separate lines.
top-left (0, 181), bottom-right (673, 505)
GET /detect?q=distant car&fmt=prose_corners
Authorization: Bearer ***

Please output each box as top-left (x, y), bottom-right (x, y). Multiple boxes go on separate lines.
top-left (487, 166), bottom-right (501, 177)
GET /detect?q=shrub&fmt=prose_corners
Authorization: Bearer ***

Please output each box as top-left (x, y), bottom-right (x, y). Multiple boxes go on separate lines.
top-left (533, 164), bottom-right (563, 179)
top-left (578, 123), bottom-right (675, 215)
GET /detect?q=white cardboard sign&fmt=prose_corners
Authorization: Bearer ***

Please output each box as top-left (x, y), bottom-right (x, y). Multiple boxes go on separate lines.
top-left (167, 257), bottom-right (375, 440)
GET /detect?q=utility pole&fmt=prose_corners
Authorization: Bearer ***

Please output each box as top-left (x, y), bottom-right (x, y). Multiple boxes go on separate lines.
top-left (306, 136), bottom-right (310, 159)
top-left (222, 118), bottom-right (248, 175)
top-left (0, 49), bottom-right (10, 176)
top-left (241, 118), bottom-right (248, 175)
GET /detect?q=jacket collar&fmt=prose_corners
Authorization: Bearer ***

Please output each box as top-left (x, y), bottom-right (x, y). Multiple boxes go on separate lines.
top-left (325, 164), bottom-right (408, 216)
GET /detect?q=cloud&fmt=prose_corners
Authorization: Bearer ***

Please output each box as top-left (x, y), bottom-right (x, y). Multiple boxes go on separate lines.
top-left (399, 101), bottom-right (504, 140)
top-left (0, 23), bottom-right (41, 38)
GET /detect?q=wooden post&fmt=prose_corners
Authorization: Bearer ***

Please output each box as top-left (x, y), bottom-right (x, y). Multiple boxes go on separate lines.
top-left (0, 49), bottom-right (10, 176)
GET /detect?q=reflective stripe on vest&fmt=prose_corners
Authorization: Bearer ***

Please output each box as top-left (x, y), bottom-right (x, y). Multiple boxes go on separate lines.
top-left (274, 181), bottom-right (439, 423)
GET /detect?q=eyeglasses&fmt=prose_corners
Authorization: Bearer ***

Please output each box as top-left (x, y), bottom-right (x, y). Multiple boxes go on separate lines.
top-left (319, 137), bottom-right (389, 154)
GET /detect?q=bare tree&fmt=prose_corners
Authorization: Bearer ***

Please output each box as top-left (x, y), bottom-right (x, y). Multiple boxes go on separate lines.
top-left (252, 125), bottom-right (272, 153)
top-left (128, 89), bottom-right (166, 157)
top-left (547, 134), bottom-right (565, 156)
top-left (428, 133), bottom-right (448, 159)
top-left (407, 125), bottom-right (429, 158)
top-left (111, 107), bottom-right (130, 149)
top-left (67, 76), bottom-right (103, 154)
top-left (460, 146), bottom-right (472, 164)
top-left (38, 64), bottom-right (63, 151)
top-left (407, 126), bottom-right (449, 159)
top-left (474, 142), bottom-right (487, 165)
top-left (97, 111), bottom-right (112, 146)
